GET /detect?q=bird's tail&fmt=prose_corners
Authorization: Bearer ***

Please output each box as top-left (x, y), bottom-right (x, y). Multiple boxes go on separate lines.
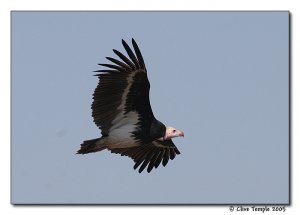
top-left (77, 138), bottom-right (107, 154)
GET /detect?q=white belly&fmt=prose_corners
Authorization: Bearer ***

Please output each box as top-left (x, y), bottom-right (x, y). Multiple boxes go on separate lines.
top-left (107, 123), bottom-right (140, 149)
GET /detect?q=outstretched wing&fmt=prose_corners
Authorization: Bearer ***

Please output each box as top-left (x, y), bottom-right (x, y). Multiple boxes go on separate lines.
top-left (110, 139), bottom-right (181, 173)
top-left (92, 39), bottom-right (154, 136)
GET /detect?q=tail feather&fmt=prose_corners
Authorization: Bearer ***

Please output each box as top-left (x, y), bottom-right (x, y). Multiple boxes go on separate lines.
top-left (77, 138), bottom-right (107, 154)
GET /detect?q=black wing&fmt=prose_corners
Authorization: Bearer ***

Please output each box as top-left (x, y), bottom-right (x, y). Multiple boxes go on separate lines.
top-left (110, 139), bottom-right (181, 173)
top-left (92, 39), bottom-right (154, 136)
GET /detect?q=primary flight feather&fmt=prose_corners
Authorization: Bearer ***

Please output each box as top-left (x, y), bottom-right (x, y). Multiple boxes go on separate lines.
top-left (77, 39), bottom-right (184, 173)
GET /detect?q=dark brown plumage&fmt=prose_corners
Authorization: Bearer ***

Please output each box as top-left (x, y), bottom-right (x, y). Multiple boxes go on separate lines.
top-left (78, 39), bottom-right (183, 173)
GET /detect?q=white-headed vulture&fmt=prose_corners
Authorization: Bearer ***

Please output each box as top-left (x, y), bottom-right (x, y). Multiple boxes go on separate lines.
top-left (77, 39), bottom-right (184, 173)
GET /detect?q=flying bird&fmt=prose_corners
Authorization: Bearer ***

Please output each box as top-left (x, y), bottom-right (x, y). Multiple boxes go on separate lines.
top-left (77, 39), bottom-right (184, 173)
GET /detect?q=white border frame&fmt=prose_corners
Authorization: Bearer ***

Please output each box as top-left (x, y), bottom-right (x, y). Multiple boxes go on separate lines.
top-left (1, 1), bottom-right (299, 215)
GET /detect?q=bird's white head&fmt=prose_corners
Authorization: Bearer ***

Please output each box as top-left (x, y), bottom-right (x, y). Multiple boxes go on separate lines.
top-left (164, 126), bottom-right (184, 140)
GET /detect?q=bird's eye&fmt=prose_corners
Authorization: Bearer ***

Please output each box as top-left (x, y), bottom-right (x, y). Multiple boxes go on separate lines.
top-left (173, 130), bottom-right (176, 133)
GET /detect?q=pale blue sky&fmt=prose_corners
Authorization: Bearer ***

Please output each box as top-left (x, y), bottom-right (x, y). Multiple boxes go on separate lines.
top-left (11, 11), bottom-right (289, 204)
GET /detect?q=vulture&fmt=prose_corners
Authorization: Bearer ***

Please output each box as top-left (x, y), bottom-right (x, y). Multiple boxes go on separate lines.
top-left (77, 39), bottom-right (184, 173)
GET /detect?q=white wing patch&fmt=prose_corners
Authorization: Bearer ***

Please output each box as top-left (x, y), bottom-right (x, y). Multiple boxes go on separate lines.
top-left (106, 71), bottom-right (141, 149)
top-left (110, 72), bottom-right (136, 129)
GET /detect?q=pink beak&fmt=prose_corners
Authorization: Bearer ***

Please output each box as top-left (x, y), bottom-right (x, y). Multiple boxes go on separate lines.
top-left (179, 131), bottom-right (184, 137)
